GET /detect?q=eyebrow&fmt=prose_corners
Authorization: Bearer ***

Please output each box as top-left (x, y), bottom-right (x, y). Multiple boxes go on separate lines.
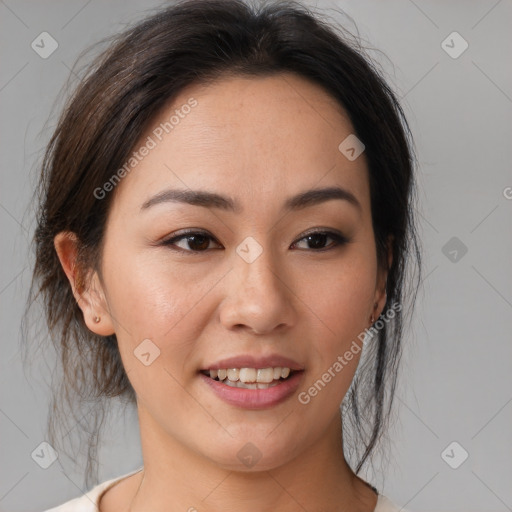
top-left (140, 186), bottom-right (361, 214)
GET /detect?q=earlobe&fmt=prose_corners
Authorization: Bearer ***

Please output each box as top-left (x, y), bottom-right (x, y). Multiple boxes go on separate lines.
top-left (53, 231), bottom-right (115, 336)
top-left (81, 270), bottom-right (116, 336)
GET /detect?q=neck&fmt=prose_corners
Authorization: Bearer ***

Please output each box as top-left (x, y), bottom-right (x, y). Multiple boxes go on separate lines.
top-left (129, 404), bottom-right (377, 512)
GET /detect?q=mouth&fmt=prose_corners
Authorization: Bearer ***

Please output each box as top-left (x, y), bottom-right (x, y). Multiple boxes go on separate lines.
top-left (200, 367), bottom-right (300, 390)
top-left (198, 366), bottom-right (305, 409)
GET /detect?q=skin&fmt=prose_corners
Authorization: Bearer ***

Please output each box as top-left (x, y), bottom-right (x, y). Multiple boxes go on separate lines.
top-left (55, 72), bottom-right (392, 512)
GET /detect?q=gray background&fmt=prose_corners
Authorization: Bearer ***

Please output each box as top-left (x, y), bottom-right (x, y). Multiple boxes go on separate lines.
top-left (1, 0), bottom-right (511, 511)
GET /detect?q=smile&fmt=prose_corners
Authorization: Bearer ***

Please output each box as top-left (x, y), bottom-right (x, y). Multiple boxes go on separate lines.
top-left (201, 367), bottom-right (296, 389)
top-left (199, 367), bottom-right (304, 409)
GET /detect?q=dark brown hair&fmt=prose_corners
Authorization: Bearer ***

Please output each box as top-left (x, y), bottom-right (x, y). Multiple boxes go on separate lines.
top-left (24, 0), bottom-right (422, 488)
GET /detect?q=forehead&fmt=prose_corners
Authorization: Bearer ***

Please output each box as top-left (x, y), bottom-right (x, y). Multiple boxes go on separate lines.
top-left (111, 72), bottom-right (370, 217)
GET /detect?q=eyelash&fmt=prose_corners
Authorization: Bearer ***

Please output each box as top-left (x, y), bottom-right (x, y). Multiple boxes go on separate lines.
top-left (159, 228), bottom-right (350, 254)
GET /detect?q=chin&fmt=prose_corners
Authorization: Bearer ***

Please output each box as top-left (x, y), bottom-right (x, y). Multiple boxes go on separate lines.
top-left (198, 436), bottom-right (300, 473)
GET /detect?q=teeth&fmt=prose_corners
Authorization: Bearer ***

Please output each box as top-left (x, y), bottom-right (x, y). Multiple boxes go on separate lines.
top-left (239, 368), bottom-right (257, 382)
top-left (207, 367), bottom-right (293, 384)
top-left (227, 368), bottom-right (239, 381)
top-left (223, 379), bottom-right (282, 389)
top-left (256, 368), bottom-right (274, 383)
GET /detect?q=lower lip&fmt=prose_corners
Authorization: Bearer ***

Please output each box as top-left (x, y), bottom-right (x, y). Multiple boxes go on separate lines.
top-left (199, 371), bottom-right (304, 410)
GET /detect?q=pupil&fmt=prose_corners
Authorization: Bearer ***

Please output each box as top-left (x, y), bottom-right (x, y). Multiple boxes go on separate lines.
top-left (189, 235), bottom-right (209, 251)
top-left (308, 233), bottom-right (327, 249)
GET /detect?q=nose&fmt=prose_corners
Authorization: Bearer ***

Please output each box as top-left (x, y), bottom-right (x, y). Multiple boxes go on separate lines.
top-left (219, 245), bottom-right (296, 335)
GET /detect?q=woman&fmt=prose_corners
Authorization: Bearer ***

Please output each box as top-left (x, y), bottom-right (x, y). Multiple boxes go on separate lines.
top-left (28, 0), bottom-right (422, 510)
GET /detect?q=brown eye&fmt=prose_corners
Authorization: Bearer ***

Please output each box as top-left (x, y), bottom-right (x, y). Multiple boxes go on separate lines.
top-left (292, 230), bottom-right (349, 251)
top-left (160, 229), bottom-right (349, 254)
top-left (161, 231), bottom-right (220, 253)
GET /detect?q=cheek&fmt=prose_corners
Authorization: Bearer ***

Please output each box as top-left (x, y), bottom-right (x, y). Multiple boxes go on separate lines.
top-left (295, 254), bottom-right (376, 399)
top-left (102, 250), bottom-right (223, 375)
top-left (300, 258), bottom-right (376, 339)
top-left (103, 260), bottom-right (208, 411)
top-left (104, 249), bottom-right (209, 336)
top-left (99, 249), bottom-right (232, 446)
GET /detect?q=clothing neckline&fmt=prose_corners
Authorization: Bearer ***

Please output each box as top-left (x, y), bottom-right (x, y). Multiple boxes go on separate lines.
top-left (93, 466), bottom-right (389, 511)
top-left (95, 466), bottom-right (144, 509)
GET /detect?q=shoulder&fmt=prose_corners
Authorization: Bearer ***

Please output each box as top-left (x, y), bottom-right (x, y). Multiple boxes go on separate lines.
top-left (41, 466), bottom-right (144, 512)
top-left (375, 494), bottom-right (409, 512)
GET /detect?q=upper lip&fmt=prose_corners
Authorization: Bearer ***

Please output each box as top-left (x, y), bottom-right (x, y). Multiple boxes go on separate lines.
top-left (201, 354), bottom-right (304, 371)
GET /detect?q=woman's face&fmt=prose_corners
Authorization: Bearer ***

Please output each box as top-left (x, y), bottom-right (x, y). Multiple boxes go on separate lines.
top-left (76, 73), bottom-right (389, 471)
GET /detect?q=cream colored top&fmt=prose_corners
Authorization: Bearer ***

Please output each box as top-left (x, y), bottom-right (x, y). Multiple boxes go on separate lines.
top-left (43, 466), bottom-right (407, 511)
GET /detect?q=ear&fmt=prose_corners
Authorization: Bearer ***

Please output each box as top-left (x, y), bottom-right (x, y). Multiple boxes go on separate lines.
top-left (373, 234), bottom-right (394, 319)
top-left (53, 231), bottom-right (115, 336)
